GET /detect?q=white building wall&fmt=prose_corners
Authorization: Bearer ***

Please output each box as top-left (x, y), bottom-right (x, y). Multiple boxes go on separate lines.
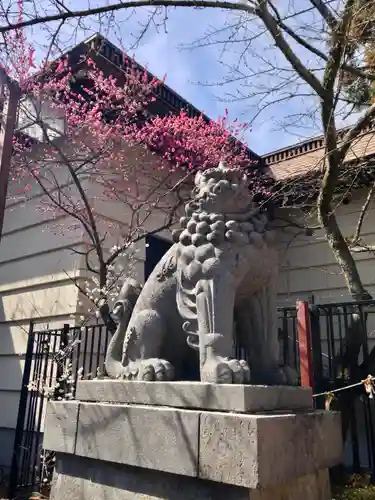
top-left (0, 191), bottom-right (84, 471)
top-left (275, 188), bottom-right (375, 305)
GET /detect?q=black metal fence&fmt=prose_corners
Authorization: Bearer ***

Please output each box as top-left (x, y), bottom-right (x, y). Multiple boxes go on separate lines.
top-left (8, 299), bottom-right (375, 496)
top-left (277, 305), bottom-right (300, 380)
top-left (308, 300), bottom-right (375, 478)
top-left (8, 322), bottom-right (112, 498)
top-left (278, 299), bottom-right (375, 479)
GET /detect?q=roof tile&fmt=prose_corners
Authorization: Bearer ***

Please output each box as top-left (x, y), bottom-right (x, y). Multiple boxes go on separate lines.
top-left (262, 129), bottom-right (375, 181)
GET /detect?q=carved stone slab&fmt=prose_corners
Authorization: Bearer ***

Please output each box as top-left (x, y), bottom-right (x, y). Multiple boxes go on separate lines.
top-left (43, 401), bottom-right (79, 454)
top-left (75, 380), bottom-right (313, 413)
top-left (199, 410), bottom-right (342, 488)
top-left (76, 403), bottom-right (199, 477)
top-left (45, 399), bottom-right (342, 491)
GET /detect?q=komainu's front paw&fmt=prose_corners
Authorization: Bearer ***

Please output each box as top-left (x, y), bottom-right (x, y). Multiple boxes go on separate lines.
top-left (201, 357), bottom-right (250, 384)
top-left (122, 359), bottom-right (175, 381)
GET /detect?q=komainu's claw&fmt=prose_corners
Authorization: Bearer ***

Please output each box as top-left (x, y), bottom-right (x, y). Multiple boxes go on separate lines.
top-left (201, 357), bottom-right (250, 384)
top-left (138, 359), bottom-right (175, 381)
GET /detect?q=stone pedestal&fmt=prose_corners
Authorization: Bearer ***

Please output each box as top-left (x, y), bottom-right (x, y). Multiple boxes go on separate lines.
top-left (44, 381), bottom-right (343, 500)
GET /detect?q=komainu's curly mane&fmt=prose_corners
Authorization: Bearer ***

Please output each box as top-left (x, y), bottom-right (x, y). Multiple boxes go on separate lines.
top-left (172, 161), bottom-right (269, 250)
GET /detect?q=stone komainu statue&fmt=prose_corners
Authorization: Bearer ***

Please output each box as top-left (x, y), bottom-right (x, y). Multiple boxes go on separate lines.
top-left (105, 162), bottom-right (294, 385)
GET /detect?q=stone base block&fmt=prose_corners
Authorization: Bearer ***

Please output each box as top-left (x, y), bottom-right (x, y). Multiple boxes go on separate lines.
top-left (44, 382), bottom-right (343, 500)
top-left (44, 400), bottom-right (341, 487)
top-left (51, 454), bottom-right (331, 500)
top-left (75, 380), bottom-right (313, 413)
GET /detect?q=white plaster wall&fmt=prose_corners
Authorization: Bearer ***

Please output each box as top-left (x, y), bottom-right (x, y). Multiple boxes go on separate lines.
top-left (275, 190), bottom-right (375, 367)
top-left (0, 195), bottom-right (84, 471)
top-left (275, 188), bottom-right (375, 305)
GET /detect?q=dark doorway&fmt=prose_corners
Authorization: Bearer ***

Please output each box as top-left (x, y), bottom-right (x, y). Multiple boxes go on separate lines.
top-left (144, 234), bottom-right (172, 280)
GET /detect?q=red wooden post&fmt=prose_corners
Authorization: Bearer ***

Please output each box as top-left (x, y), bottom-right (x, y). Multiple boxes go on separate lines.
top-left (296, 300), bottom-right (314, 390)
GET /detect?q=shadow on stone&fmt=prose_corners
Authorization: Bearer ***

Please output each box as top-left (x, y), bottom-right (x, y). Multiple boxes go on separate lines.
top-left (53, 454), bottom-right (249, 500)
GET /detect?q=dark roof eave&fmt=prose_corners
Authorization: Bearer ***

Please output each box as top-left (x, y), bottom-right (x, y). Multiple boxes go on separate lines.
top-left (14, 34), bottom-right (264, 168)
top-left (73, 34), bottom-right (263, 166)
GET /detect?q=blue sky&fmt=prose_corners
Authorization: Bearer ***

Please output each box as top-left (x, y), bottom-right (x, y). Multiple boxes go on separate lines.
top-left (25, 0), bottom-right (348, 155)
top-left (105, 6), bottom-right (321, 155)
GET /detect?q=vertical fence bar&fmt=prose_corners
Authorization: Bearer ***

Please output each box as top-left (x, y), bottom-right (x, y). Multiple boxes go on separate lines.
top-left (103, 326), bottom-right (111, 376)
top-left (82, 326), bottom-right (90, 378)
top-left (88, 326), bottom-right (95, 377)
top-left (96, 325), bottom-right (103, 376)
top-left (366, 397), bottom-right (375, 482)
top-left (73, 327), bottom-right (82, 387)
top-left (325, 308), bottom-right (333, 379)
top-left (8, 322), bottom-right (35, 498)
top-left (21, 329), bottom-right (43, 487)
top-left (310, 306), bottom-right (323, 395)
top-left (281, 309), bottom-right (289, 367)
top-left (54, 325), bottom-right (69, 398)
top-left (30, 330), bottom-right (52, 487)
top-left (292, 314), bottom-right (299, 375)
top-left (328, 307), bottom-right (336, 378)
top-left (296, 300), bottom-right (314, 391)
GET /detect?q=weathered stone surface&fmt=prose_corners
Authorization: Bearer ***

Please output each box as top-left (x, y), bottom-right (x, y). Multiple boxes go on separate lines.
top-left (51, 453), bottom-right (249, 500)
top-left (75, 402), bottom-right (199, 477)
top-left (250, 469), bottom-right (331, 500)
top-left (50, 454), bottom-right (331, 500)
top-left (43, 401), bottom-right (79, 454)
top-left (256, 410), bottom-right (341, 486)
top-left (199, 410), bottom-right (342, 488)
top-left (76, 380), bottom-right (312, 413)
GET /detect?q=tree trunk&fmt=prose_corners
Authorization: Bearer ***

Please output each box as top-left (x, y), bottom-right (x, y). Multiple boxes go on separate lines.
top-left (318, 97), bottom-right (372, 301)
top-left (319, 210), bottom-right (372, 301)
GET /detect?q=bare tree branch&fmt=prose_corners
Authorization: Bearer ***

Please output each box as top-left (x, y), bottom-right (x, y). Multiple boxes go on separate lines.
top-left (256, 1), bottom-right (326, 98)
top-left (353, 182), bottom-right (375, 243)
top-left (0, 0), bottom-right (256, 34)
top-left (308, 0), bottom-right (337, 30)
top-left (268, 3), bottom-right (375, 85)
top-left (338, 102), bottom-right (375, 161)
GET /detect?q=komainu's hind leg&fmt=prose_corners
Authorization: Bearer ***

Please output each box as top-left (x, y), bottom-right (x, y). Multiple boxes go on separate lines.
top-left (122, 309), bottom-right (174, 381)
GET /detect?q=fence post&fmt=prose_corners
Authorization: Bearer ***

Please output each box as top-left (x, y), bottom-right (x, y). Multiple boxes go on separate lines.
top-left (8, 321), bottom-right (35, 498)
top-left (296, 300), bottom-right (314, 390)
top-left (310, 305), bottom-right (323, 391)
top-left (54, 324), bottom-right (70, 399)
